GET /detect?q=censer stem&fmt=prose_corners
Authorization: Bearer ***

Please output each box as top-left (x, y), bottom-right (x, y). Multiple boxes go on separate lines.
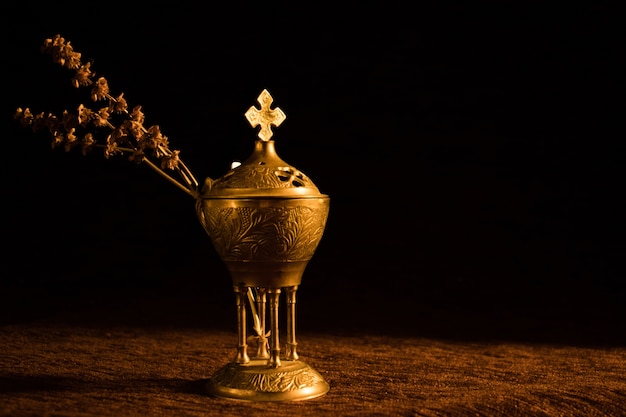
top-left (267, 288), bottom-right (282, 368)
top-left (285, 286), bottom-right (299, 361)
top-left (233, 285), bottom-right (250, 364)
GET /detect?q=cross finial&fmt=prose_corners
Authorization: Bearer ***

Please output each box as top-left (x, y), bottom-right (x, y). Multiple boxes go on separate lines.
top-left (244, 89), bottom-right (286, 141)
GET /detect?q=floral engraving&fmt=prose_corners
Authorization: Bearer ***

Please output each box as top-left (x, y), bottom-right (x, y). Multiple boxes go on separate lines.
top-left (211, 364), bottom-right (325, 392)
top-left (200, 205), bottom-right (328, 262)
top-left (213, 165), bottom-right (314, 190)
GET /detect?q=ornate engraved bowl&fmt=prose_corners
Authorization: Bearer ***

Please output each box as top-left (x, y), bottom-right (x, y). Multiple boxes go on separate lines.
top-left (197, 140), bottom-right (330, 289)
top-left (198, 196), bottom-right (329, 288)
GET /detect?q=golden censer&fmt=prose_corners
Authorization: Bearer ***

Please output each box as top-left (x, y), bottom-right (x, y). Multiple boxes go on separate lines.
top-left (197, 89), bottom-right (331, 401)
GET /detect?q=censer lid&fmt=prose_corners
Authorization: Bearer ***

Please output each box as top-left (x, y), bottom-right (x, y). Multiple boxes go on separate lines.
top-left (200, 89), bottom-right (327, 198)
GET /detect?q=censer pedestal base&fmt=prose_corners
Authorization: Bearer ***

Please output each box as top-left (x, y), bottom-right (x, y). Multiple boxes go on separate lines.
top-left (207, 358), bottom-right (329, 402)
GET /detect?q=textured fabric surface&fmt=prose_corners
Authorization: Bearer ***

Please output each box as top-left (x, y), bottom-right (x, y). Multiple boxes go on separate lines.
top-left (1, 317), bottom-right (625, 417)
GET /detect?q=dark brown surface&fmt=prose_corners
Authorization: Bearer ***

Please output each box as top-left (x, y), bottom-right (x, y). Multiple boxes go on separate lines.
top-left (1, 321), bottom-right (625, 417)
top-left (1, 294), bottom-right (625, 417)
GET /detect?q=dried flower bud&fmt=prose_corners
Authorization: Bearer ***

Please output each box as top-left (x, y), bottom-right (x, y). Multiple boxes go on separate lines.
top-left (42, 35), bottom-right (66, 65)
top-left (144, 125), bottom-right (169, 152)
top-left (66, 127), bottom-right (77, 142)
top-left (104, 135), bottom-right (122, 158)
top-left (129, 106), bottom-right (145, 124)
top-left (127, 120), bottom-right (144, 139)
top-left (91, 77), bottom-right (110, 101)
top-left (112, 93), bottom-right (128, 113)
top-left (63, 128), bottom-right (79, 152)
top-left (72, 62), bottom-right (94, 88)
top-left (161, 150), bottom-right (181, 170)
top-left (52, 131), bottom-right (64, 149)
top-left (81, 133), bottom-right (96, 155)
top-left (77, 104), bottom-right (94, 126)
top-left (93, 107), bottom-right (111, 127)
top-left (64, 51), bottom-right (82, 70)
top-left (14, 107), bottom-right (34, 127)
top-left (33, 112), bottom-right (48, 132)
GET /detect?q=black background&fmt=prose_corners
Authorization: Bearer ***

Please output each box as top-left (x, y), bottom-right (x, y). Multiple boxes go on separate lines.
top-left (2, 3), bottom-right (624, 344)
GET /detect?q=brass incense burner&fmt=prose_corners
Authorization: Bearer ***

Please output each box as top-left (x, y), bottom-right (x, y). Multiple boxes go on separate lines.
top-left (197, 90), bottom-right (330, 401)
